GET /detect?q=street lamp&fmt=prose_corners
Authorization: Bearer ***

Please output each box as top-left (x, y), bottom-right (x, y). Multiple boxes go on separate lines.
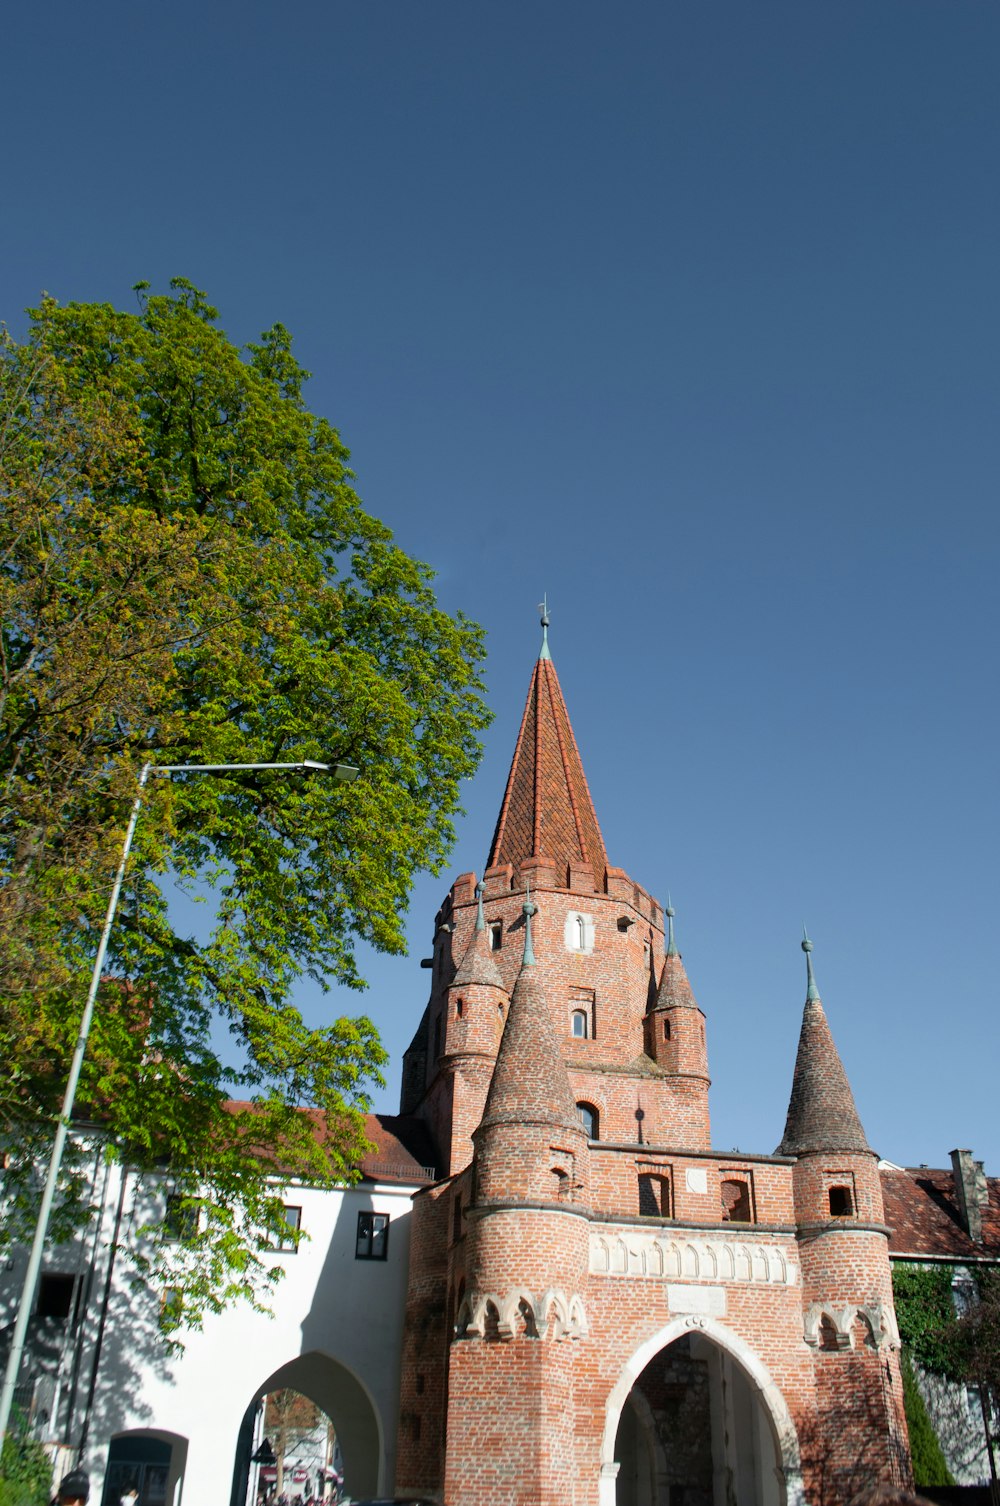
top-left (0, 758), bottom-right (358, 1447)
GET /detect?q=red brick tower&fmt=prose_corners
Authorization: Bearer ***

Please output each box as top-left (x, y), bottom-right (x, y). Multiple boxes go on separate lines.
top-left (394, 623), bottom-right (912, 1506)
top-left (644, 903), bottom-right (710, 1142)
top-left (399, 614), bottom-right (711, 1174)
top-left (778, 936), bottom-right (911, 1495)
top-left (444, 897), bottom-right (592, 1505)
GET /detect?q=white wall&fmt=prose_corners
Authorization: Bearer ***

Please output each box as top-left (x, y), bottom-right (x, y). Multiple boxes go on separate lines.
top-left (1, 1160), bottom-right (419, 1506)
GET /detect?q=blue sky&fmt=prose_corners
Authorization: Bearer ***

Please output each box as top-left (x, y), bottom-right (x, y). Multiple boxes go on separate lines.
top-left (5, 2), bottom-right (997, 1173)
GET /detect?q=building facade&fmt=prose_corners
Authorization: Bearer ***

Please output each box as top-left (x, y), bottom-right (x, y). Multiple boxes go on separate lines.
top-left (3, 624), bottom-right (998, 1506)
top-left (392, 625), bottom-right (910, 1506)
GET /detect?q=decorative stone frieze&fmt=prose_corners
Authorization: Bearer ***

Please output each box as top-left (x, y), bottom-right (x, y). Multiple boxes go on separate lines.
top-left (590, 1227), bottom-right (798, 1285)
top-left (454, 1285), bottom-right (588, 1341)
top-left (802, 1299), bottom-right (900, 1351)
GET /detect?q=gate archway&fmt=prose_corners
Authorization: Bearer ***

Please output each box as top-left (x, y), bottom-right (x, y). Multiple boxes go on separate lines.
top-left (230, 1350), bottom-right (384, 1506)
top-left (601, 1319), bottom-right (805, 1506)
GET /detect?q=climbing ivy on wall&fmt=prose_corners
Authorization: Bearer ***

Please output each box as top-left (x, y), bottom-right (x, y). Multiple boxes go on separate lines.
top-left (892, 1263), bottom-right (963, 1379)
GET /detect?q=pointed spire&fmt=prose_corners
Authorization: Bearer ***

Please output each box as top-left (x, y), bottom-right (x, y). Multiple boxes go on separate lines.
top-left (478, 896), bottom-right (582, 1137)
top-left (653, 901), bottom-right (697, 1010)
top-left (538, 595), bottom-right (552, 660)
top-left (665, 895), bottom-right (678, 957)
top-left (487, 629), bottom-right (609, 881)
top-left (802, 927), bottom-right (819, 1001)
top-left (778, 936), bottom-right (871, 1156)
top-left (452, 883), bottom-right (504, 990)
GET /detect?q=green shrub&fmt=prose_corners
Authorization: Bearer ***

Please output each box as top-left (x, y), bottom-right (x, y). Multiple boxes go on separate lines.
top-left (901, 1353), bottom-right (957, 1487)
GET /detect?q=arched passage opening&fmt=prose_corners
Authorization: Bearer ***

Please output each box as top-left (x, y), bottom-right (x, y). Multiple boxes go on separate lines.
top-left (602, 1321), bottom-right (805, 1506)
top-left (230, 1351), bottom-right (383, 1506)
top-left (101, 1429), bottom-right (188, 1506)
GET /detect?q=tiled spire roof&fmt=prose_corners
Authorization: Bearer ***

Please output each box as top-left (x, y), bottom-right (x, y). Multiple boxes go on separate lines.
top-left (653, 904), bottom-right (698, 1009)
top-left (452, 884), bottom-right (505, 990)
top-left (487, 632), bottom-right (608, 882)
top-left (777, 940), bottom-right (871, 1156)
top-left (478, 901), bottom-right (581, 1137)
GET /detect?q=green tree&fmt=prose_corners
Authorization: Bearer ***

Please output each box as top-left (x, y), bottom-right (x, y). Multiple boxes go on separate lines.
top-left (0, 280), bottom-right (490, 1326)
top-left (0, 1411), bottom-right (52, 1506)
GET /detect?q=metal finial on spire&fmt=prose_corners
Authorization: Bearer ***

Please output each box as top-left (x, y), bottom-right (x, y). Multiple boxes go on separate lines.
top-left (801, 925), bottom-right (820, 1002)
top-left (522, 883), bottom-right (538, 966)
top-left (475, 881), bottom-right (485, 932)
top-left (538, 595), bottom-right (551, 660)
top-left (665, 893), bottom-right (678, 957)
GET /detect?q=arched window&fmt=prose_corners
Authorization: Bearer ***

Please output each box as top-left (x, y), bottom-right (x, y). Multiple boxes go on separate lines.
top-left (577, 1102), bottom-right (598, 1139)
top-left (575, 915), bottom-right (586, 949)
top-left (571, 1009), bottom-right (589, 1039)
top-left (662, 1017), bottom-right (671, 1041)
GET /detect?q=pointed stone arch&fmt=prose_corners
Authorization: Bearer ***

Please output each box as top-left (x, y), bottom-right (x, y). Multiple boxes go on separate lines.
top-left (600, 1316), bottom-right (805, 1506)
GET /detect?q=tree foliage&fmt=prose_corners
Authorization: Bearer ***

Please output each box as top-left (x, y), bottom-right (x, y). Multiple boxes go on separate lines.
top-left (0, 280), bottom-right (490, 1325)
top-left (0, 1412), bottom-right (51, 1506)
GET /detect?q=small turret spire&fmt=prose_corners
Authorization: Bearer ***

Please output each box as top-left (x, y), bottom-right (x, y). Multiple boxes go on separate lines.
top-left (778, 932), bottom-right (871, 1156)
top-left (665, 895), bottom-right (678, 957)
top-left (538, 595), bottom-right (551, 660)
top-left (802, 926), bottom-right (820, 1001)
top-left (475, 881), bottom-right (486, 932)
top-left (522, 885), bottom-right (537, 966)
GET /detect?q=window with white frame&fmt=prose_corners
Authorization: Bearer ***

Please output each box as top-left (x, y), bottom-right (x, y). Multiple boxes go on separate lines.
top-left (356, 1211), bottom-right (389, 1261)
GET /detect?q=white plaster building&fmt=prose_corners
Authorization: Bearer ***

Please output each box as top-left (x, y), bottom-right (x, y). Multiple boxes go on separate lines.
top-left (0, 1117), bottom-right (434, 1506)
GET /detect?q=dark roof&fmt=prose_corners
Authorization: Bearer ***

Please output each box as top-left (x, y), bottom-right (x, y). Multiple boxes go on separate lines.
top-left (358, 1113), bottom-right (438, 1183)
top-left (487, 651), bottom-right (608, 883)
top-left (777, 996), bottom-right (871, 1156)
top-left (223, 1100), bottom-right (437, 1184)
top-left (881, 1164), bottom-right (1000, 1260)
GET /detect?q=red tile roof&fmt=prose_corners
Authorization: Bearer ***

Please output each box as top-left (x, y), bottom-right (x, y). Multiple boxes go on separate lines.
top-left (881, 1164), bottom-right (1000, 1260)
top-left (487, 653), bottom-right (608, 884)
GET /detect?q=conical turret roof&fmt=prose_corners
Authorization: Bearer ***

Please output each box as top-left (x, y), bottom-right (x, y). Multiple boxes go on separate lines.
top-left (452, 905), bottom-right (505, 991)
top-left (652, 907), bottom-right (699, 1010)
top-left (653, 953), bottom-right (698, 1010)
top-left (478, 910), bottom-right (581, 1137)
top-left (777, 944), bottom-right (870, 1156)
top-left (487, 630), bottom-right (608, 883)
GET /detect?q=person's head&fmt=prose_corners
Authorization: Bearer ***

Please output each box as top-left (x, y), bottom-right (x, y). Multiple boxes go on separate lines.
top-left (57, 1469), bottom-right (90, 1505)
top-left (120, 1485), bottom-right (139, 1505)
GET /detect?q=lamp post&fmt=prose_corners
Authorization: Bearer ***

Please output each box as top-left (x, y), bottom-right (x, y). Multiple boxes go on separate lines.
top-left (0, 758), bottom-right (359, 1447)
